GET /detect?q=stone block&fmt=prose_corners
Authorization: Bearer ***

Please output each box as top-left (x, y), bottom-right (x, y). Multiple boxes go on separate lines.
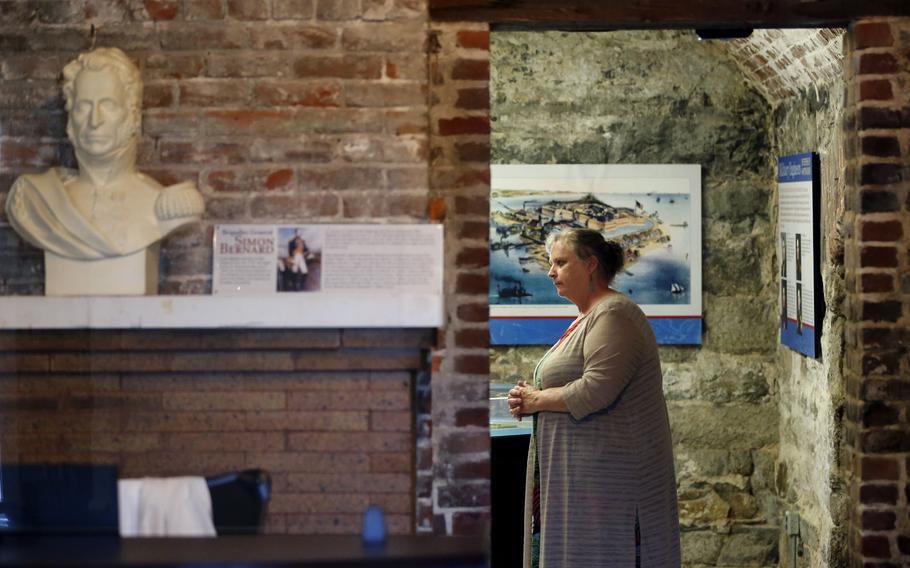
top-left (681, 529), bottom-right (725, 564)
top-left (678, 488), bottom-right (730, 526)
top-left (703, 296), bottom-right (775, 354)
top-left (669, 401), bottom-right (778, 450)
top-left (664, 352), bottom-right (772, 404)
top-left (716, 526), bottom-right (779, 565)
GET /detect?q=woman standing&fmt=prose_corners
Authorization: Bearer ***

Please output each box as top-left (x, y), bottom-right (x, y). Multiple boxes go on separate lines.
top-left (508, 228), bottom-right (680, 568)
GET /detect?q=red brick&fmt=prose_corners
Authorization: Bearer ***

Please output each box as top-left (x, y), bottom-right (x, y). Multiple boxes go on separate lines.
top-left (861, 535), bottom-right (891, 558)
top-left (860, 483), bottom-right (898, 504)
top-left (316, 0), bottom-right (359, 20)
top-left (456, 247), bottom-right (489, 269)
top-left (896, 536), bottom-right (910, 557)
top-left (285, 472), bottom-right (410, 493)
top-left (860, 79), bottom-right (893, 101)
top-left (862, 136), bottom-right (901, 158)
top-left (159, 24), bottom-right (247, 50)
top-left (343, 83), bottom-right (426, 108)
top-left (288, 389), bottom-right (409, 411)
top-left (253, 410), bottom-right (370, 432)
top-left (456, 273), bottom-right (488, 295)
top-left (454, 329), bottom-right (489, 349)
top-left (861, 164), bottom-right (903, 185)
top-left (272, 0), bottom-right (315, 19)
top-left (144, 0), bottom-right (178, 20)
top-left (861, 220), bottom-right (903, 242)
top-left (456, 302), bottom-right (489, 323)
top-left (1, 53), bottom-right (67, 80)
top-left (370, 410), bottom-right (411, 432)
top-left (250, 451), bottom-right (369, 474)
top-left (288, 432), bottom-right (410, 453)
top-left (438, 116), bottom-right (490, 136)
top-left (453, 460), bottom-right (490, 479)
top-left (456, 30), bottom-right (489, 50)
top-left (143, 83), bottom-right (175, 108)
top-left (253, 81), bottom-right (342, 107)
top-left (455, 406), bottom-right (488, 427)
top-left (862, 510), bottom-right (896, 531)
top-left (861, 246), bottom-right (898, 268)
top-left (300, 167), bottom-right (383, 191)
top-left (226, 0), bottom-right (269, 20)
top-left (437, 481), bottom-right (489, 507)
top-left (454, 195), bottom-right (489, 215)
top-left (859, 52), bottom-right (899, 75)
top-left (861, 273), bottom-right (893, 293)
top-left (860, 191), bottom-right (899, 213)
top-left (451, 59), bottom-right (489, 81)
top-left (123, 411), bottom-right (247, 432)
top-left (454, 354), bottom-right (489, 374)
top-left (455, 87), bottom-right (490, 110)
top-left (207, 52), bottom-right (292, 78)
top-left (370, 452), bottom-right (411, 472)
top-left (861, 328), bottom-right (902, 348)
top-left (250, 25), bottom-right (338, 50)
top-left (455, 142), bottom-right (490, 163)
top-left (266, 169), bottom-right (294, 189)
top-left (143, 53), bottom-right (206, 80)
top-left (163, 391), bottom-right (285, 411)
top-left (341, 22), bottom-right (425, 52)
top-left (853, 22), bottom-right (894, 49)
top-left (294, 55), bottom-right (383, 79)
top-left (862, 428), bottom-right (909, 452)
top-left (862, 456), bottom-right (901, 480)
top-left (180, 79), bottom-right (250, 106)
top-left (250, 193), bottom-right (339, 219)
top-left (184, 0), bottom-right (224, 19)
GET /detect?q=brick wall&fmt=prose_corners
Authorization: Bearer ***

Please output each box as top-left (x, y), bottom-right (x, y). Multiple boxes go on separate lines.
top-left (0, 0), bottom-right (491, 537)
top-left (0, 328), bottom-right (432, 534)
top-left (843, 17), bottom-right (910, 566)
top-left (426, 21), bottom-right (491, 535)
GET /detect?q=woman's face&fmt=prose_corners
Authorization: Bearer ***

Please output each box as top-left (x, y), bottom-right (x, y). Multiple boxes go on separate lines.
top-left (547, 241), bottom-right (593, 304)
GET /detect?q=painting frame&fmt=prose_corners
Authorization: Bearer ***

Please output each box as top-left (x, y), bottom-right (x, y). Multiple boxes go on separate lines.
top-left (489, 164), bottom-right (703, 345)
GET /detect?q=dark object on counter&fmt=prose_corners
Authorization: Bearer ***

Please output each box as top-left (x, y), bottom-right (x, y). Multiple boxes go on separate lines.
top-left (0, 464), bottom-right (119, 536)
top-left (206, 469), bottom-right (271, 535)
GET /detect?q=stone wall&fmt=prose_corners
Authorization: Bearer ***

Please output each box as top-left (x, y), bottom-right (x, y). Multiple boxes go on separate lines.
top-left (0, 0), bottom-right (491, 537)
top-left (772, 78), bottom-right (849, 566)
top-left (490, 30), bottom-right (782, 567)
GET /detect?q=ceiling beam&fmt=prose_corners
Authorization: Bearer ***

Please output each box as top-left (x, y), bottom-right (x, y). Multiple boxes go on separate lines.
top-left (429, 0), bottom-right (910, 28)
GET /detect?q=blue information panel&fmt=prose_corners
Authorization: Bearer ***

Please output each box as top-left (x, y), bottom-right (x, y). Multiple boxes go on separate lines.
top-left (491, 316), bottom-right (702, 345)
top-left (778, 153), bottom-right (822, 358)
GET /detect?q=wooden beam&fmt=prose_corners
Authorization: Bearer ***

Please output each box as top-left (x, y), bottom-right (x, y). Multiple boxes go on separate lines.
top-left (429, 0), bottom-right (910, 28)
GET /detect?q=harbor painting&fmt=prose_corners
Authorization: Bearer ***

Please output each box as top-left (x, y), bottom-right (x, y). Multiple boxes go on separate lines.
top-left (490, 164), bottom-right (702, 345)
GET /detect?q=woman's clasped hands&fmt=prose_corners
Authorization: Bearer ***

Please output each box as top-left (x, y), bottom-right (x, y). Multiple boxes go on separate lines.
top-left (508, 380), bottom-right (540, 421)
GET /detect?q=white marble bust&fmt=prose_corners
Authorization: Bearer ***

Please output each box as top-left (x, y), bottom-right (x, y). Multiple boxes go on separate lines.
top-left (4, 47), bottom-right (204, 296)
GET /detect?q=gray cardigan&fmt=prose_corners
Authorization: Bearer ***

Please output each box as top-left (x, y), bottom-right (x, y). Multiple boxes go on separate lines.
top-left (523, 293), bottom-right (681, 567)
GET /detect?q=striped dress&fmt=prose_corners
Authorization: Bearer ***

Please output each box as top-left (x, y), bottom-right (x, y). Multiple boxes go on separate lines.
top-left (522, 293), bottom-right (680, 568)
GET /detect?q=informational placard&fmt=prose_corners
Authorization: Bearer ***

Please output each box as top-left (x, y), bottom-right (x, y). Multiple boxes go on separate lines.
top-left (778, 153), bottom-right (822, 357)
top-left (212, 224), bottom-right (444, 325)
top-left (489, 164), bottom-right (702, 345)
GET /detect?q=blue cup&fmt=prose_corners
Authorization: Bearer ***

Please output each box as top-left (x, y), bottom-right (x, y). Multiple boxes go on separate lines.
top-left (362, 505), bottom-right (387, 545)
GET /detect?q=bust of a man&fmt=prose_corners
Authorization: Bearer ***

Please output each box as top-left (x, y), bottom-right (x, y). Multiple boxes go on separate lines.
top-left (4, 47), bottom-right (204, 296)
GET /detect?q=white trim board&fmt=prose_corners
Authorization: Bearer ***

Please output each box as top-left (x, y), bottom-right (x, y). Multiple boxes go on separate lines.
top-left (0, 294), bottom-right (443, 329)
